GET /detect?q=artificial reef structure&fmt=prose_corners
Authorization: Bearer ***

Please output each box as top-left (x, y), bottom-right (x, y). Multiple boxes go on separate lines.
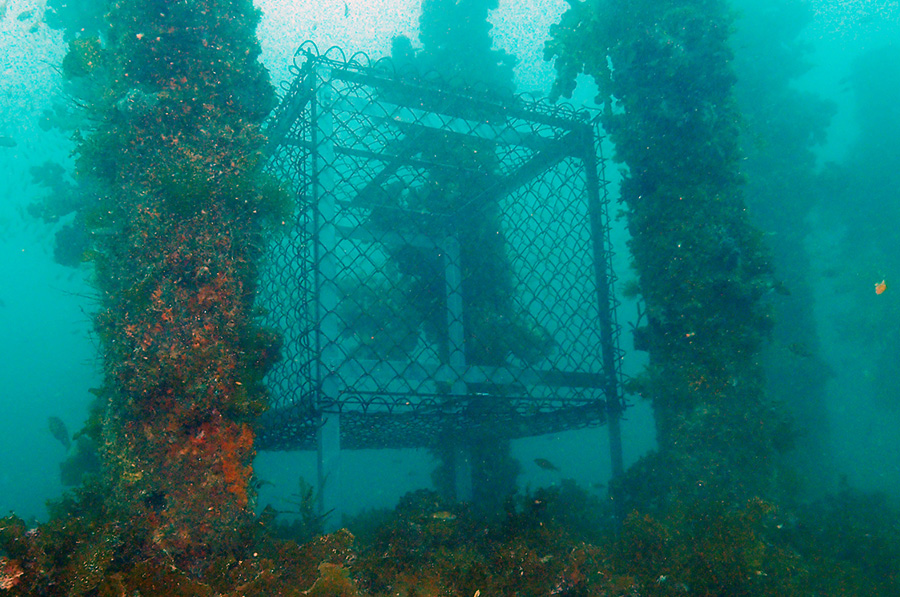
top-left (256, 0), bottom-right (625, 524)
top-left (2, 0), bottom-right (900, 594)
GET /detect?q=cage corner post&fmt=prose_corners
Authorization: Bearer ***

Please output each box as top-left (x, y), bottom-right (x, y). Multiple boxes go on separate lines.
top-left (317, 407), bottom-right (343, 531)
top-left (582, 120), bottom-right (626, 485)
top-left (444, 233), bottom-right (473, 502)
top-left (313, 66), bottom-right (344, 531)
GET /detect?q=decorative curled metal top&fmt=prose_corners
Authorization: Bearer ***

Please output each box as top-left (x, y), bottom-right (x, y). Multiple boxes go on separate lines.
top-left (279, 40), bottom-right (594, 127)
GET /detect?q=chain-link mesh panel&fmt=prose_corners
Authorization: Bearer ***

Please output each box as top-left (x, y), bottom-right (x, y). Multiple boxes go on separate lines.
top-left (256, 43), bottom-right (624, 450)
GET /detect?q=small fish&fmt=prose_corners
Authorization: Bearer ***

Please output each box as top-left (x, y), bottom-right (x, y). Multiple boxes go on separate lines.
top-left (48, 416), bottom-right (71, 452)
top-left (16, 7), bottom-right (34, 21)
top-left (875, 279), bottom-right (887, 295)
top-left (533, 458), bottom-right (560, 472)
top-left (0, 136), bottom-right (17, 148)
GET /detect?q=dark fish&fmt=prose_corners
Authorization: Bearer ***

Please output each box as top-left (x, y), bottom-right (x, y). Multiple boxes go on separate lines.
top-left (533, 458), bottom-right (560, 472)
top-left (0, 136), bottom-right (17, 148)
top-left (771, 279), bottom-right (790, 296)
top-left (48, 416), bottom-right (71, 452)
top-left (16, 8), bottom-right (34, 21)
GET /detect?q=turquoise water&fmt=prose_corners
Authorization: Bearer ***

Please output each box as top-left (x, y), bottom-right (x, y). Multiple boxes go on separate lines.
top-left (1, 0), bottom-right (898, 525)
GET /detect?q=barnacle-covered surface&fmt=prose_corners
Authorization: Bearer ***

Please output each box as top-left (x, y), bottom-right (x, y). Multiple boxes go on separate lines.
top-left (548, 0), bottom-right (784, 506)
top-left (20, 0), bottom-right (290, 580)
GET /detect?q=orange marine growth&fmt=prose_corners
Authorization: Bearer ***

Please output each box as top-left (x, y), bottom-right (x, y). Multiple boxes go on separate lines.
top-left (875, 279), bottom-right (887, 295)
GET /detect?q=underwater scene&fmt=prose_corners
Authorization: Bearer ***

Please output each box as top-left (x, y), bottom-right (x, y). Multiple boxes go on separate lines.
top-left (1, 0), bottom-right (899, 593)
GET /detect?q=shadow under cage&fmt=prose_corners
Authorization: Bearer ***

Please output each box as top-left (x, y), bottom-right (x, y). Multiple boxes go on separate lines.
top-left (256, 43), bottom-right (626, 517)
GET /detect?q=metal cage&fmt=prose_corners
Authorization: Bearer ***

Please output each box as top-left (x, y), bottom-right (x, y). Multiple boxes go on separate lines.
top-left (256, 44), bottom-right (624, 473)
